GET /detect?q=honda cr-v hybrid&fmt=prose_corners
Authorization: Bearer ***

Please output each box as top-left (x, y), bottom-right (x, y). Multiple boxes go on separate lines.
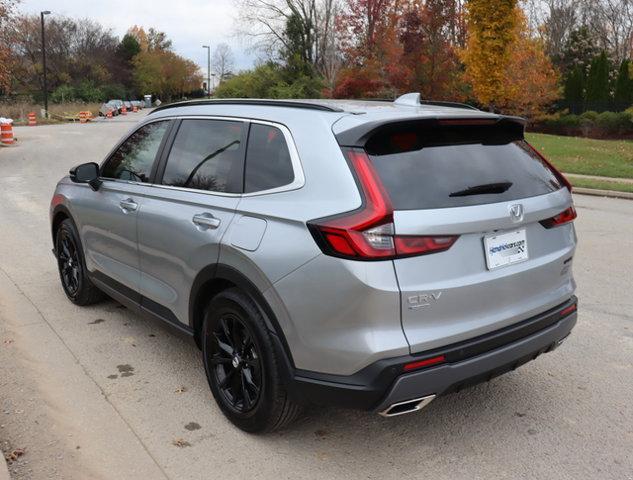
top-left (50, 93), bottom-right (578, 432)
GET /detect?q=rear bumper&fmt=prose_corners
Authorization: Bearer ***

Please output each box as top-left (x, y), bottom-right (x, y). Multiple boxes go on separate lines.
top-left (288, 296), bottom-right (577, 411)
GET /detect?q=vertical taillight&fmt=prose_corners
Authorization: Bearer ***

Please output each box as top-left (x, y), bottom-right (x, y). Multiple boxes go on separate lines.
top-left (308, 148), bottom-right (459, 260)
top-left (527, 143), bottom-right (573, 192)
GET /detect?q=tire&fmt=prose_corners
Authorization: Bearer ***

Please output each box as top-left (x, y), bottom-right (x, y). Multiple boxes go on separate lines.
top-left (55, 218), bottom-right (105, 306)
top-left (201, 288), bottom-right (301, 433)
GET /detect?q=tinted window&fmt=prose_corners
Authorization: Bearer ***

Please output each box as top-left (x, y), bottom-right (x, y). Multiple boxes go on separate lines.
top-left (365, 123), bottom-right (563, 210)
top-left (245, 124), bottom-right (294, 193)
top-left (101, 121), bottom-right (170, 182)
top-left (162, 119), bottom-right (244, 193)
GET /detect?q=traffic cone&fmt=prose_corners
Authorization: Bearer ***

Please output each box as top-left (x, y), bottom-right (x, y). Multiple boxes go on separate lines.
top-left (28, 112), bottom-right (37, 126)
top-left (121, 105), bottom-right (127, 115)
top-left (106, 110), bottom-right (113, 118)
top-left (132, 105), bottom-right (138, 112)
top-left (1, 120), bottom-right (15, 145)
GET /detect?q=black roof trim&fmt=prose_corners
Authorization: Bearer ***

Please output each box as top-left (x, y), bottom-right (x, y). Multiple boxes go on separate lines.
top-left (151, 99), bottom-right (344, 114)
top-left (335, 115), bottom-right (527, 147)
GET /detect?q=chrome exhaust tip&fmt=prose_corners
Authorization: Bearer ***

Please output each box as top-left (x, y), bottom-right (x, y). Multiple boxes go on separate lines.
top-left (378, 394), bottom-right (436, 417)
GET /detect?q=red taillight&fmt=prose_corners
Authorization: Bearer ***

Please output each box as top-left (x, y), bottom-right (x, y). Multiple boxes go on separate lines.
top-left (527, 143), bottom-right (572, 192)
top-left (540, 206), bottom-right (577, 228)
top-left (403, 355), bottom-right (446, 372)
top-left (559, 303), bottom-right (577, 317)
top-left (308, 149), bottom-right (459, 260)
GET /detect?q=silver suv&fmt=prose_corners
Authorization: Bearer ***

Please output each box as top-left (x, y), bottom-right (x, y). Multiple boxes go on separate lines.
top-left (50, 94), bottom-right (578, 432)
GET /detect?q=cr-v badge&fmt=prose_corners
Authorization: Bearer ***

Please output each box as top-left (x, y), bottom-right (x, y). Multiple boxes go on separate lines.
top-left (408, 292), bottom-right (442, 310)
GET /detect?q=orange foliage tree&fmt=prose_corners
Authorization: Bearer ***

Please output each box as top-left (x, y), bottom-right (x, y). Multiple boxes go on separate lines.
top-left (334, 0), bottom-right (467, 100)
top-left (462, 2), bottom-right (559, 115)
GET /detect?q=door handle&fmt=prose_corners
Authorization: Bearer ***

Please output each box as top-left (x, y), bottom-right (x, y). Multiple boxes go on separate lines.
top-left (192, 213), bottom-right (221, 229)
top-left (119, 198), bottom-right (138, 212)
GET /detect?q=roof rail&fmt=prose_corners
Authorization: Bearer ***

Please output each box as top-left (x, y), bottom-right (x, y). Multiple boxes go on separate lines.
top-left (394, 92), bottom-right (479, 111)
top-left (151, 98), bottom-right (344, 114)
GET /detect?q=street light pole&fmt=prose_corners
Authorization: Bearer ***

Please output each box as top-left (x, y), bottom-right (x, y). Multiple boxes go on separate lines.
top-left (40, 11), bottom-right (51, 118)
top-left (202, 45), bottom-right (210, 98)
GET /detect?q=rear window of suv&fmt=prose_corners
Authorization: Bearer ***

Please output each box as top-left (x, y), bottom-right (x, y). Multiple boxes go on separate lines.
top-left (364, 120), bottom-right (563, 210)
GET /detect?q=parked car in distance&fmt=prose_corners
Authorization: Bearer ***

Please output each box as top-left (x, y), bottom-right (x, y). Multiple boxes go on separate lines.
top-left (108, 99), bottom-right (124, 113)
top-left (99, 101), bottom-right (119, 117)
top-left (50, 94), bottom-right (578, 433)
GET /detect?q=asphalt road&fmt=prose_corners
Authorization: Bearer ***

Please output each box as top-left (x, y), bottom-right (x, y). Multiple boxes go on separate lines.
top-left (0, 114), bottom-right (632, 479)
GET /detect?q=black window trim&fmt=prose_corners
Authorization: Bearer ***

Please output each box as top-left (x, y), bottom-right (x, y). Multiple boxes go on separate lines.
top-left (144, 114), bottom-right (305, 198)
top-left (98, 118), bottom-right (176, 186)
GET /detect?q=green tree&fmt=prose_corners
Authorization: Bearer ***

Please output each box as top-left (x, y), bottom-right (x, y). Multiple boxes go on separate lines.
top-left (563, 66), bottom-right (585, 114)
top-left (585, 51), bottom-right (611, 112)
top-left (214, 62), bottom-right (323, 99)
top-left (117, 33), bottom-right (141, 61)
top-left (613, 59), bottom-right (632, 111)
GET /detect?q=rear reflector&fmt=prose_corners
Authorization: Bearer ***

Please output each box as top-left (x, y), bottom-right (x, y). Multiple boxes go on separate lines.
top-left (403, 355), bottom-right (446, 372)
top-left (308, 148), bottom-right (459, 260)
top-left (540, 206), bottom-right (577, 228)
top-left (559, 303), bottom-right (577, 317)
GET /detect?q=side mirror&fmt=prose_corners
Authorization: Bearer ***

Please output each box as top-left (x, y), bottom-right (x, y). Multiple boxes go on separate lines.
top-left (70, 162), bottom-right (102, 191)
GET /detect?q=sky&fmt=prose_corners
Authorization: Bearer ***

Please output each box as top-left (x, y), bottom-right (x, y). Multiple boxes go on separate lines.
top-left (18, 0), bottom-right (258, 79)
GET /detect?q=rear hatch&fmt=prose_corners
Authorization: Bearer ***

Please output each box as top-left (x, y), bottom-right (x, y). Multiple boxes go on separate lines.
top-left (364, 118), bottom-right (577, 353)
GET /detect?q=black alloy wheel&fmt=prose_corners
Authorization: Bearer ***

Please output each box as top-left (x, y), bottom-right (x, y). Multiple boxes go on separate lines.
top-left (207, 313), bottom-right (262, 413)
top-left (57, 228), bottom-right (81, 297)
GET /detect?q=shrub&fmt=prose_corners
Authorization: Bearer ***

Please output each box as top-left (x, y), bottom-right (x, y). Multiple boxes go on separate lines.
top-left (101, 83), bottom-right (126, 101)
top-left (75, 81), bottom-right (104, 102)
top-left (580, 111), bottom-right (599, 121)
top-left (595, 111), bottom-right (633, 134)
top-left (51, 85), bottom-right (76, 103)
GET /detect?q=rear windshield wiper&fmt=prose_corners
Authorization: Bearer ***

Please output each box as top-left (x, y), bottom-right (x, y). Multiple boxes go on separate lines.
top-left (449, 182), bottom-right (513, 197)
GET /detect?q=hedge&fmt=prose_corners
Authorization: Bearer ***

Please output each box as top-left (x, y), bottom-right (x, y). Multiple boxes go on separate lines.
top-left (532, 110), bottom-right (633, 138)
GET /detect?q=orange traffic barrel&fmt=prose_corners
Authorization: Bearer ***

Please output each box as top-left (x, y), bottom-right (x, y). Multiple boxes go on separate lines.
top-left (121, 105), bottom-right (127, 115)
top-left (28, 112), bottom-right (37, 126)
top-left (1, 121), bottom-right (15, 145)
top-left (106, 109), bottom-right (113, 118)
top-left (79, 111), bottom-right (87, 123)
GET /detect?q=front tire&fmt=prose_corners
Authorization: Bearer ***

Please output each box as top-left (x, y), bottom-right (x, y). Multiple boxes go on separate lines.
top-left (202, 288), bottom-right (301, 433)
top-left (55, 219), bottom-right (105, 306)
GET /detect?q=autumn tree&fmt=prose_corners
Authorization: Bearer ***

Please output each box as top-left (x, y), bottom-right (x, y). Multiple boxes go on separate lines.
top-left (462, 0), bottom-right (518, 110)
top-left (133, 49), bottom-right (202, 100)
top-left (0, 0), bottom-right (19, 92)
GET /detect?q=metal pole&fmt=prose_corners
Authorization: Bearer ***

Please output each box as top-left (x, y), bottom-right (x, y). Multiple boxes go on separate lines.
top-left (202, 45), bottom-right (210, 98)
top-left (40, 11), bottom-right (51, 118)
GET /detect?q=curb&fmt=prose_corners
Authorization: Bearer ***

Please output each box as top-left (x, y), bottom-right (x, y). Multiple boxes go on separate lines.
top-left (573, 187), bottom-right (633, 200)
top-left (0, 455), bottom-right (10, 480)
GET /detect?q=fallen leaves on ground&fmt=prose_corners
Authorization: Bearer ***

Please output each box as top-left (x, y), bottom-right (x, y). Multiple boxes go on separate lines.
top-left (5, 448), bottom-right (25, 462)
top-left (172, 438), bottom-right (191, 448)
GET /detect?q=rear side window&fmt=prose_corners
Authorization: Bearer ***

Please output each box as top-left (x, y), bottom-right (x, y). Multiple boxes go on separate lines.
top-left (101, 120), bottom-right (170, 183)
top-left (244, 124), bottom-right (294, 193)
top-left (364, 122), bottom-right (563, 210)
top-left (162, 119), bottom-right (244, 193)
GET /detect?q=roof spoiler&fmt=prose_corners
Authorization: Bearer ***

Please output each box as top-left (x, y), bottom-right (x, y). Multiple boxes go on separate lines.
top-left (335, 115), bottom-right (528, 147)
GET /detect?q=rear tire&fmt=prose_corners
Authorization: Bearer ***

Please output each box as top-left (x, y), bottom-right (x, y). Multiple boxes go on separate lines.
top-left (55, 219), bottom-right (105, 306)
top-left (201, 288), bottom-right (301, 433)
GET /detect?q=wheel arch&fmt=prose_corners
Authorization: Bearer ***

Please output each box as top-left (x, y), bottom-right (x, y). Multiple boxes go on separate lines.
top-left (51, 204), bottom-right (73, 244)
top-left (189, 264), bottom-right (295, 373)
